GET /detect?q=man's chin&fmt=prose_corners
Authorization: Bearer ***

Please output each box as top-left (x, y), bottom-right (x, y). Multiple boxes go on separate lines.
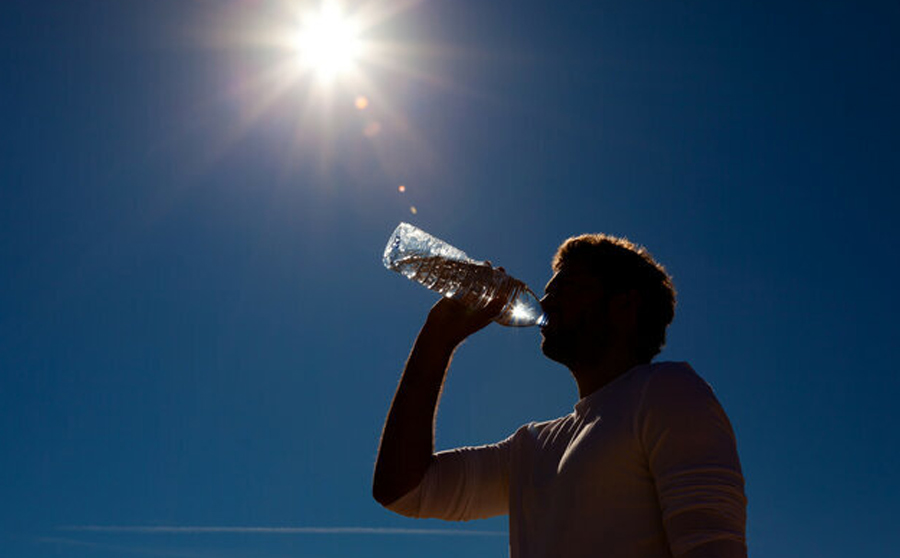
top-left (540, 337), bottom-right (567, 365)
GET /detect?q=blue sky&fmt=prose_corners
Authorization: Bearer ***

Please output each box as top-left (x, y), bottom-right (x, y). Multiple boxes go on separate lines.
top-left (1, 1), bottom-right (898, 557)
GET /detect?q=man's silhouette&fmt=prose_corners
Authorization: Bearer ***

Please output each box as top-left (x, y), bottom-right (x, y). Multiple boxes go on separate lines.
top-left (373, 234), bottom-right (747, 558)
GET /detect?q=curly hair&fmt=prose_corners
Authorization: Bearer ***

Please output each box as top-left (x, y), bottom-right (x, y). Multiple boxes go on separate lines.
top-left (552, 234), bottom-right (676, 362)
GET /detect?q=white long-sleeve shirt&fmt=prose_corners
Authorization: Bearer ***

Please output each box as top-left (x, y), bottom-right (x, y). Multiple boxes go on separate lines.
top-left (387, 362), bottom-right (747, 558)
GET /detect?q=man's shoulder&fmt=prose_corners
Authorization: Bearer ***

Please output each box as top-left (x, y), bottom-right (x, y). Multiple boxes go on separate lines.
top-left (526, 414), bottom-right (574, 434)
top-left (637, 361), bottom-right (723, 414)
top-left (641, 360), bottom-right (698, 378)
top-left (635, 361), bottom-right (709, 391)
top-left (509, 413), bottom-right (577, 446)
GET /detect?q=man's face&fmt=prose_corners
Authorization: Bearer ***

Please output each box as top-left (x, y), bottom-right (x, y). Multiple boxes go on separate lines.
top-left (539, 264), bottom-right (610, 368)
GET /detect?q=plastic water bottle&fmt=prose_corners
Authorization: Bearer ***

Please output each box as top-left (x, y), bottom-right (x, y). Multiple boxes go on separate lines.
top-left (382, 223), bottom-right (546, 327)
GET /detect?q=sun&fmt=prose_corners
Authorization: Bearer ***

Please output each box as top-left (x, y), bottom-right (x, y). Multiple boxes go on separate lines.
top-left (211, 0), bottom-right (454, 173)
top-left (295, 3), bottom-right (362, 79)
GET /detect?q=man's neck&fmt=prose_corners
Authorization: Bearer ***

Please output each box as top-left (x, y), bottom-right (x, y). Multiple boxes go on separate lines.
top-left (572, 352), bottom-right (645, 399)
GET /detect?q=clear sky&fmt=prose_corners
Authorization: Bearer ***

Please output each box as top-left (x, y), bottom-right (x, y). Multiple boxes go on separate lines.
top-left (1, 1), bottom-right (898, 557)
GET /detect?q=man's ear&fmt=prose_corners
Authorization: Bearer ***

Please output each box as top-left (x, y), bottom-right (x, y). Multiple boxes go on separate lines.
top-left (608, 289), bottom-right (640, 333)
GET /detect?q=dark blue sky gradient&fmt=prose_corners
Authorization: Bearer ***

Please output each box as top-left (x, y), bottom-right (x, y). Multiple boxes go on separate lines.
top-left (1, 1), bottom-right (898, 557)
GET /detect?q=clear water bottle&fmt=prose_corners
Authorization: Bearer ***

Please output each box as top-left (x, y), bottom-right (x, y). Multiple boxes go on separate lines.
top-left (382, 222), bottom-right (546, 327)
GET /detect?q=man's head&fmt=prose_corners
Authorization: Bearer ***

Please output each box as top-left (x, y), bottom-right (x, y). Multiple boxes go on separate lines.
top-left (540, 234), bottom-right (676, 369)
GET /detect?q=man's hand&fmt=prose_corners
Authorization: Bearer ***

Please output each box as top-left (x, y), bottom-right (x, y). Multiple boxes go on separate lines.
top-left (423, 295), bottom-right (506, 349)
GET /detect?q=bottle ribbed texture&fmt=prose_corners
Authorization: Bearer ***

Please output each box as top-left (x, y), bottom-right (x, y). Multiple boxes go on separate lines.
top-left (383, 223), bottom-right (545, 327)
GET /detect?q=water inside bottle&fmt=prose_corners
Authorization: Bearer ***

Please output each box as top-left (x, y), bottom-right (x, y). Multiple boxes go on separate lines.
top-left (389, 254), bottom-right (545, 327)
top-left (383, 222), bottom-right (545, 327)
top-left (389, 255), bottom-right (498, 305)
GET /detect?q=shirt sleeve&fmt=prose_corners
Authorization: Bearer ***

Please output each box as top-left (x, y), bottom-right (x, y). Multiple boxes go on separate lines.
top-left (637, 363), bottom-right (748, 557)
top-left (385, 434), bottom-right (514, 521)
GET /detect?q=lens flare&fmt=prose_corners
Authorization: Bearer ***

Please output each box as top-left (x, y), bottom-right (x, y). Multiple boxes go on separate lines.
top-left (363, 121), bottom-right (382, 137)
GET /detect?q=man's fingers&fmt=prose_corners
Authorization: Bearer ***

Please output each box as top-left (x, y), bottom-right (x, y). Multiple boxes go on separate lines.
top-left (478, 295), bottom-right (507, 323)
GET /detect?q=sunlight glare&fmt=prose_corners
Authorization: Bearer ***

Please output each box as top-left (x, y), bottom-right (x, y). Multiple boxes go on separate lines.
top-left (510, 302), bottom-right (532, 323)
top-left (218, 0), bottom-right (441, 175)
top-left (296, 3), bottom-right (362, 78)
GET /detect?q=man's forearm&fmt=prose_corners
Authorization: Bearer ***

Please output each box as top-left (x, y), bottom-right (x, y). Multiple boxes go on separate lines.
top-left (372, 324), bottom-right (457, 506)
top-left (372, 296), bottom-right (503, 508)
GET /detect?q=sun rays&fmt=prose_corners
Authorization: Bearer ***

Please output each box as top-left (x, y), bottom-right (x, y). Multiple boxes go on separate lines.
top-left (203, 1), bottom-right (442, 175)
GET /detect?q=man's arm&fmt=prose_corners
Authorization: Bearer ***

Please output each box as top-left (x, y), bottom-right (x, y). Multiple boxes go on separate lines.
top-left (372, 297), bottom-right (503, 507)
top-left (639, 364), bottom-right (748, 558)
top-left (676, 533), bottom-right (747, 558)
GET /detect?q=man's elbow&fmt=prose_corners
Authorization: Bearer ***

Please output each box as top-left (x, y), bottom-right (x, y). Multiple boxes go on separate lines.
top-left (371, 471), bottom-right (419, 509)
top-left (372, 480), bottom-right (399, 508)
top-left (372, 478), bottom-right (424, 518)
top-left (372, 456), bottom-right (432, 509)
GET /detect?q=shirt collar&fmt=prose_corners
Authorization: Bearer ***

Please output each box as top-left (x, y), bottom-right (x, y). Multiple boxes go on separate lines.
top-left (573, 363), bottom-right (649, 417)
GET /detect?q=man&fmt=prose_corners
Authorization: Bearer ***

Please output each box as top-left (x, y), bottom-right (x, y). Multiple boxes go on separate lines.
top-left (373, 234), bottom-right (747, 558)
